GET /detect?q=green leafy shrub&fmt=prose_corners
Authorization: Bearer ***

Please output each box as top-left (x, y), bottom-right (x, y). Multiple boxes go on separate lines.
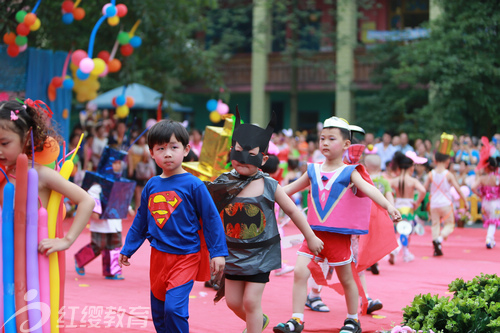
top-left (401, 273), bottom-right (500, 332)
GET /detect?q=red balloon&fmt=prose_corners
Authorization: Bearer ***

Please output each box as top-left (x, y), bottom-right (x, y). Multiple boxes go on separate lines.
top-left (7, 44), bottom-right (20, 57)
top-left (3, 32), bottom-right (16, 45)
top-left (61, 0), bottom-right (74, 13)
top-left (73, 7), bottom-right (85, 20)
top-left (120, 44), bottom-right (133, 57)
top-left (71, 49), bottom-right (87, 66)
top-left (51, 77), bottom-right (63, 88)
top-left (97, 50), bottom-right (110, 63)
top-left (116, 4), bottom-right (128, 17)
top-left (112, 96), bottom-right (118, 107)
top-left (126, 96), bottom-right (135, 108)
top-left (16, 23), bottom-right (30, 36)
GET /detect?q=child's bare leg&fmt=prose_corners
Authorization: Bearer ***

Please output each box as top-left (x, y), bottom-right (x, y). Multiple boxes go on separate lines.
top-left (225, 279), bottom-right (247, 321)
top-left (292, 255), bottom-right (312, 313)
top-left (335, 263), bottom-right (358, 315)
top-left (242, 282), bottom-right (266, 333)
top-left (440, 207), bottom-right (455, 239)
top-left (430, 208), bottom-right (442, 241)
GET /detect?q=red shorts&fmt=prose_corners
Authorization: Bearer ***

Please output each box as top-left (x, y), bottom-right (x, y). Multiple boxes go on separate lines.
top-left (298, 231), bottom-right (353, 266)
top-left (150, 247), bottom-right (200, 301)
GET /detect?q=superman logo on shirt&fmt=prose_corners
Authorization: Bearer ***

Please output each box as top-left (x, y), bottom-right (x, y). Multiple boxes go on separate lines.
top-left (148, 191), bottom-right (182, 229)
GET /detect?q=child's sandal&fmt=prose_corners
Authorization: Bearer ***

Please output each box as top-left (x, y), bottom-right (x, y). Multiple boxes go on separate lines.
top-left (75, 260), bottom-right (85, 276)
top-left (305, 296), bottom-right (330, 312)
top-left (339, 318), bottom-right (361, 333)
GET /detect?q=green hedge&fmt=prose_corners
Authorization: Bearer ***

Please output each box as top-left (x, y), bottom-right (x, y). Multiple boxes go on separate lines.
top-left (400, 273), bottom-right (500, 332)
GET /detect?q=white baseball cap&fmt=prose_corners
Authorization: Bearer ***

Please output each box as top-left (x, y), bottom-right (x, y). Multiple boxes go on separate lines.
top-left (323, 117), bottom-right (365, 134)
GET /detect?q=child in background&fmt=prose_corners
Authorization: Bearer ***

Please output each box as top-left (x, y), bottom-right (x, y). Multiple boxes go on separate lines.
top-left (119, 120), bottom-right (228, 333)
top-left (75, 159), bottom-right (127, 280)
top-left (206, 109), bottom-right (323, 333)
top-left (389, 151), bottom-right (427, 263)
top-left (274, 117), bottom-right (400, 333)
top-left (416, 152), bottom-right (469, 256)
top-left (0, 99), bottom-right (95, 255)
top-left (471, 137), bottom-right (500, 249)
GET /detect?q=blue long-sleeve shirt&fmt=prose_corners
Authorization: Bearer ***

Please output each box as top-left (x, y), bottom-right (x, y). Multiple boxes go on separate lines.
top-left (121, 173), bottom-right (228, 259)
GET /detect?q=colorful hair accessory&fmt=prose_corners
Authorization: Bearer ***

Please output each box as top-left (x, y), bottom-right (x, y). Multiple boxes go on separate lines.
top-left (405, 151), bottom-right (427, 164)
top-left (24, 98), bottom-right (53, 118)
top-left (438, 132), bottom-right (454, 155)
top-left (364, 144), bottom-right (378, 155)
top-left (10, 111), bottom-right (19, 121)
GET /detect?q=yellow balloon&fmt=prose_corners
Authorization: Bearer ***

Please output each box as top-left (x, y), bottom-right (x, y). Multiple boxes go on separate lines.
top-left (30, 18), bottom-right (41, 31)
top-left (107, 16), bottom-right (119, 26)
top-left (116, 105), bottom-right (129, 118)
top-left (70, 62), bottom-right (78, 71)
top-left (209, 111), bottom-right (221, 123)
top-left (91, 58), bottom-right (106, 75)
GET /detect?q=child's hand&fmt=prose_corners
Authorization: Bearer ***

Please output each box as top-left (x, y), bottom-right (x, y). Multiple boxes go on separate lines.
top-left (38, 237), bottom-right (72, 255)
top-left (387, 205), bottom-right (402, 222)
top-left (306, 235), bottom-right (324, 256)
top-left (119, 254), bottom-right (130, 267)
top-left (210, 256), bottom-right (225, 277)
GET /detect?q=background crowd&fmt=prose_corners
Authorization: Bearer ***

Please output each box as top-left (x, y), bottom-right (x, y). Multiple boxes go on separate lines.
top-left (68, 111), bottom-right (500, 228)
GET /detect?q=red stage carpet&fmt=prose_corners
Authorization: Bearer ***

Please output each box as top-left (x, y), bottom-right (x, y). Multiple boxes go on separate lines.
top-left (61, 217), bottom-right (499, 332)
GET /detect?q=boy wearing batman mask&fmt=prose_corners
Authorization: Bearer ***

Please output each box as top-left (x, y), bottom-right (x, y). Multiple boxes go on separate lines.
top-left (206, 107), bottom-right (323, 333)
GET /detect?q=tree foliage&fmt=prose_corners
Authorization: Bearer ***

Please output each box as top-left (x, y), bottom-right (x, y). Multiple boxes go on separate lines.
top-left (356, 0), bottom-right (500, 139)
top-left (1, 0), bottom-right (244, 104)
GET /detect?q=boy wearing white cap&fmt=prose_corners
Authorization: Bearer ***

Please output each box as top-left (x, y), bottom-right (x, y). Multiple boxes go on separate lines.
top-left (273, 117), bottom-right (401, 333)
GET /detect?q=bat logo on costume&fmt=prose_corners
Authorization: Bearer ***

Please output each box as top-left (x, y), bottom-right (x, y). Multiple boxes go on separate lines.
top-left (148, 191), bottom-right (182, 229)
top-left (221, 202), bottom-right (266, 240)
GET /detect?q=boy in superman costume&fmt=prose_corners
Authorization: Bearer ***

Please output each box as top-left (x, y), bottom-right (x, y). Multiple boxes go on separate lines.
top-left (119, 120), bottom-right (228, 333)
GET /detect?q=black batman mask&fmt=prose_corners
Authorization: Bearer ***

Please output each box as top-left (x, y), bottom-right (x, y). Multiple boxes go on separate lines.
top-left (230, 106), bottom-right (276, 167)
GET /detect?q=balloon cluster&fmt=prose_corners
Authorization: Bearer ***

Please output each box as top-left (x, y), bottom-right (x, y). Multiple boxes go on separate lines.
top-left (3, 8), bottom-right (41, 57)
top-left (117, 20), bottom-right (142, 57)
top-left (61, 0), bottom-right (86, 24)
top-left (206, 99), bottom-right (229, 123)
top-left (111, 94), bottom-right (135, 118)
top-left (103, 3), bottom-right (128, 27)
top-left (70, 62), bottom-right (100, 103)
top-left (68, 1), bottom-right (127, 102)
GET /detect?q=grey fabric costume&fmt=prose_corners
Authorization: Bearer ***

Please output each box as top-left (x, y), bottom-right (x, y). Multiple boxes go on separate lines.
top-left (220, 173), bottom-right (281, 275)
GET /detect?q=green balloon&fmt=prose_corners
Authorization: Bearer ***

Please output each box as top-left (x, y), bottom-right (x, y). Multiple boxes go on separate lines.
top-left (15, 35), bottom-right (28, 46)
top-left (117, 32), bottom-right (130, 45)
top-left (16, 10), bottom-right (27, 23)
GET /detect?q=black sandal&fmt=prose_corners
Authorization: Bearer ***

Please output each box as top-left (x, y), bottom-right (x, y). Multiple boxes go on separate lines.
top-left (339, 318), bottom-right (361, 333)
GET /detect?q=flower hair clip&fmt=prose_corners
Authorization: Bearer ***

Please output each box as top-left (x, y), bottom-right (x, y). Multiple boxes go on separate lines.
top-left (24, 98), bottom-right (53, 118)
top-left (10, 110), bottom-right (19, 121)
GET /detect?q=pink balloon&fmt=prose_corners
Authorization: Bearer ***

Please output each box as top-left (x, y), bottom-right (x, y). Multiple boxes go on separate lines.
top-left (146, 118), bottom-right (157, 129)
top-left (19, 44), bottom-right (28, 52)
top-left (217, 103), bottom-right (229, 115)
top-left (71, 49), bottom-right (87, 66)
top-left (102, 3), bottom-right (111, 16)
top-left (0, 92), bottom-right (9, 101)
top-left (217, 101), bottom-right (229, 115)
top-left (79, 57), bottom-right (94, 74)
